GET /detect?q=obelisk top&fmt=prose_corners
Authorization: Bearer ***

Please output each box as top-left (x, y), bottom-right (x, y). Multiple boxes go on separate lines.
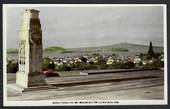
top-left (25, 9), bottom-right (40, 13)
top-left (22, 9), bottom-right (40, 19)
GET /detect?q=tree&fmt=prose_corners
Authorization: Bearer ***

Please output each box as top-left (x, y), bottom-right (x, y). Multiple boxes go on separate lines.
top-left (139, 53), bottom-right (143, 59)
top-left (42, 57), bottom-right (55, 71)
top-left (147, 41), bottom-right (155, 59)
top-left (80, 56), bottom-right (87, 63)
top-left (97, 56), bottom-right (106, 65)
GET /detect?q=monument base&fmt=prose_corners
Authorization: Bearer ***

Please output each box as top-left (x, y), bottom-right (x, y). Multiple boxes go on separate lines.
top-left (8, 83), bottom-right (56, 93)
top-left (10, 72), bottom-right (57, 93)
top-left (16, 71), bottom-right (46, 88)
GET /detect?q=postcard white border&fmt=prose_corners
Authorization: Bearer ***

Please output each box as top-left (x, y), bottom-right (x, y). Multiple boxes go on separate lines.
top-left (3, 4), bottom-right (168, 106)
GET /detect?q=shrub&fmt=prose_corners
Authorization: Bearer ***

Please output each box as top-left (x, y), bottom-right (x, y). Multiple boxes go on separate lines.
top-left (44, 46), bottom-right (68, 53)
top-left (142, 64), bottom-right (158, 70)
top-left (112, 48), bottom-right (128, 52)
top-left (57, 64), bottom-right (71, 71)
top-left (7, 60), bottom-right (18, 73)
top-left (122, 61), bottom-right (135, 69)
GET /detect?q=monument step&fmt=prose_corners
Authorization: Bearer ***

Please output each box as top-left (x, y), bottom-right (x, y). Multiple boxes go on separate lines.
top-left (7, 84), bottom-right (57, 92)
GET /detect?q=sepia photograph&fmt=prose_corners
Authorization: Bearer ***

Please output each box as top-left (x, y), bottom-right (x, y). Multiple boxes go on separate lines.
top-left (3, 4), bottom-right (167, 106)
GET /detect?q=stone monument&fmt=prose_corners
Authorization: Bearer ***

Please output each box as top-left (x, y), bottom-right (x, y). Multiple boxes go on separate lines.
top-left (16, 9), bottom-right (46, 89)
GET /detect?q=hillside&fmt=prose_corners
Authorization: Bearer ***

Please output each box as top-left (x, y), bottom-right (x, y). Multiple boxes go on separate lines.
top-left (108, 42), bottom-right (163, 53)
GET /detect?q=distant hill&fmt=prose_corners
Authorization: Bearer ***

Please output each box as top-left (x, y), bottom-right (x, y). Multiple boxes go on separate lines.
top-left (7, 42), bottom-right (163, 55)
top-left (67, 42), bottom-right (163, 54)
top-left (7, 48), bottom-right (18, 54)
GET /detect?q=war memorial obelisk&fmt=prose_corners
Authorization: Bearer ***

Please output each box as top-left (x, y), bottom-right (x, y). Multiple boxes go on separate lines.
top-left (16, 9), bottom-right (46, 90)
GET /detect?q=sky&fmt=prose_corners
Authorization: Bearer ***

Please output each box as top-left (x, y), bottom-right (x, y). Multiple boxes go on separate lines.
top-left (5, 5), bottom-right (164, 48)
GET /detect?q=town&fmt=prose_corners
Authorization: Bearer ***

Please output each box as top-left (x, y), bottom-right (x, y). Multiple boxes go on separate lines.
top-left (7, 41), bottom-right (164, 76)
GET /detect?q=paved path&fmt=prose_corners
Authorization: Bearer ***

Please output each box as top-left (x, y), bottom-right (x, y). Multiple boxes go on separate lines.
top-left (7, 70), bottom-right (164, 101)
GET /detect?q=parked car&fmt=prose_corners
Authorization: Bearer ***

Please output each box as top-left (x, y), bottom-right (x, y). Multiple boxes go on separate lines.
top-left (43, 69), bottom-right (59, 77)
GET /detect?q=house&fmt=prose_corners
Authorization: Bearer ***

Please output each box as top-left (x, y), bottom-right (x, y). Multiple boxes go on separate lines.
top-left (133, 56), bottom-right (141, 64)
top-left (106, 57), bottom-right (114, 65)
